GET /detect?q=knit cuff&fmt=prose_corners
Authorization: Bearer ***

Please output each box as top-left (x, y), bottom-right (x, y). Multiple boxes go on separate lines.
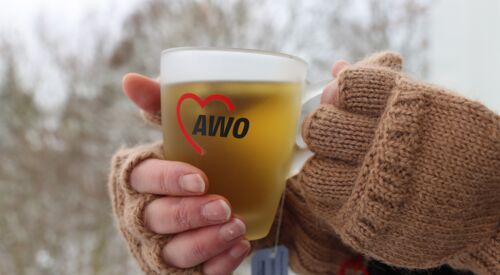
top-left (108, 142), bottom-right (202, 275)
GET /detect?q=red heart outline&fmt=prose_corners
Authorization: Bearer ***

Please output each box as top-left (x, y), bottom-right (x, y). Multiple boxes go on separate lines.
top-left (176, 92), bottom-right (235, 155)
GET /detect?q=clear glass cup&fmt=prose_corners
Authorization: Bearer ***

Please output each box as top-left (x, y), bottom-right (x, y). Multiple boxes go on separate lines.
top-left (161, 47), bottom-right (323, 240)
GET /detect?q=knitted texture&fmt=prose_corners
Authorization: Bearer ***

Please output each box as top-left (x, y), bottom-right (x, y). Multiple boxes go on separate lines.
top-left (301, 52), bottom-right (500, 274)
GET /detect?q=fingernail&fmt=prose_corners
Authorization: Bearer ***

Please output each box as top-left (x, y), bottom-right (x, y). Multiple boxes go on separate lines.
top-left (179, 174), bottom-right (205, 193)
top-left (219, 218), bottom-right (246, 242)
top-left (201, 200), bottom-right (231, 222)
top-left (229, 240), bottom-right (251, 259)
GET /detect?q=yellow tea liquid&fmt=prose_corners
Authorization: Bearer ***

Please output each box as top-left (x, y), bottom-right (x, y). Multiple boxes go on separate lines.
top-left (161, 81), bottom-right (301, 240)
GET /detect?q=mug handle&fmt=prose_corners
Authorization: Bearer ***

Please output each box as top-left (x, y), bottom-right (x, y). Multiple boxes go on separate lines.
top-left (288, 79), bottom-right (331, 178)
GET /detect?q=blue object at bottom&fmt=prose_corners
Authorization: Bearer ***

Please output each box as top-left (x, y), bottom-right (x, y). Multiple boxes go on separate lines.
top-left (251, 245), bottom-right (288, 275)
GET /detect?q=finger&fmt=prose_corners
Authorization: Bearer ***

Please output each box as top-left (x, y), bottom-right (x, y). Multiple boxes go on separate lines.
top-left (202, 240), bottom-right (251, 275)
top-left (163, 218), bottom-right (246, 268)
top-left (130, 159), bottom-right (208, 195)
top-left (337, 66), bottom-right (397, 117)
top-left (122, 73), bottom-right (161, 114)
top-left (320, 80), bottom-right (338, 105)
top-left (331, 60), bottom-right (350, 78)
top-left (302, 104), bottom-right (377, 162)
top-left (144, 195), bottom-right (232, 234)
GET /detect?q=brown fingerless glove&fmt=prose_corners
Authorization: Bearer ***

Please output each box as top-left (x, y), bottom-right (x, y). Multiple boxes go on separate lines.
top-left (109, 142), bottom-right (204, 274)
top-left (300, 52), bottom-right (500, 274)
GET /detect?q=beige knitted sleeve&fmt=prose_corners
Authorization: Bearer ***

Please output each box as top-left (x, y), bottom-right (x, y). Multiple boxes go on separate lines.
top-left (301, 52), bottom-right (500, 274)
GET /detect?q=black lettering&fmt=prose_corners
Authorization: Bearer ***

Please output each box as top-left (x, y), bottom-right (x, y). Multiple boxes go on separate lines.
top-left (192, 115), bottom-right (207, 135)
top-left (232, 118), bottom-right (250, 138)
top-left (208, 116), bottom-right (234, 137)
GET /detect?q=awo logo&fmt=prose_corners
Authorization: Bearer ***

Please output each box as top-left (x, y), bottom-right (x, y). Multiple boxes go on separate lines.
top-left (176, 93), bottom-right (250, 155)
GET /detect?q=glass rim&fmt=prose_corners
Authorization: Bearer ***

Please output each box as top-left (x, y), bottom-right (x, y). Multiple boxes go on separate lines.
top-left (161, 46), bottom-right (307, 66)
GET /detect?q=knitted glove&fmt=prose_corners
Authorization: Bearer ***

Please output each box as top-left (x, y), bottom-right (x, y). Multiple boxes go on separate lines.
top-left (109, 142), bottom-right (204, 274)
top-left (108, 120), bottom-right (359, 273)
top-left (300, 52), bottom-right (500, 274)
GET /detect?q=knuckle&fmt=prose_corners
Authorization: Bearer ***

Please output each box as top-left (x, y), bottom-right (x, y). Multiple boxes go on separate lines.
top-left (203, 265), bottom-right (220, 275)
top-left (173, 198), bottom-right (192, 230)
top-left (172, 257), bottom-right (191, 268)
top-left (130, 160), bottom-right (156, 192)
top-left (191, 240), bottom-right (210, 262)
top-left (158, 166), bottom-right (172, 193)
top-left (167, 239), bottom-right (210, 268)
top-left (129, 168), bottom-right (143, 192)
top-left (143, 200), bottom-right (161, 232)
top-left (203, 261), bottom-right (233, 275)
top-left (142, 204), bottom-right (153, 230)
top-left (163, 243), bottom-right (188, 268)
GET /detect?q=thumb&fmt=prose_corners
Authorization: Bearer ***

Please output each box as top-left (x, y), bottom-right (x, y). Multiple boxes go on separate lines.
top-left (122, 73), bottom-right (161, 114)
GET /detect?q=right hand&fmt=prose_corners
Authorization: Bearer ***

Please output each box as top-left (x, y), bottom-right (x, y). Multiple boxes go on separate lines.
top-left (122, 73), bottom-right (251, 274)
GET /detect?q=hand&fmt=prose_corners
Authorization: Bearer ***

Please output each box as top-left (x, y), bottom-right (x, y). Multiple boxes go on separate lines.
top-left (118, 62), bottom-right (348, 274)
top-left (121, 74), bottom-right (251, 274)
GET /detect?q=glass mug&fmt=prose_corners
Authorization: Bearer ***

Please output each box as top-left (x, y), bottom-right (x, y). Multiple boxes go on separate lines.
top-left (161, 47), bottom-right (324, 240)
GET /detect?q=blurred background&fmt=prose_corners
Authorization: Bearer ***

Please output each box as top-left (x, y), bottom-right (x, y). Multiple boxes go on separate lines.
top-left (0, 0), bottom-right (498, 274)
